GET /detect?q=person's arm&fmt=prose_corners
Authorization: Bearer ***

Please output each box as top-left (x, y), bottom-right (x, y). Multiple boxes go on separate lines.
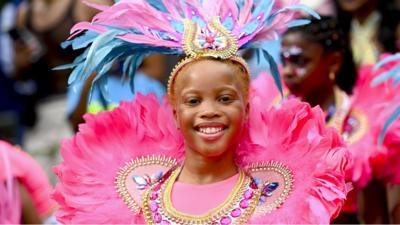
top-left (393, 202), bottom-right (400, 223)
top-left (30, 0), bottom-right (113, 32)
top-left (359, 179), bottom-right (390, 223)
top-left (30, 0), bottom-right (72, 32)
top-left (69, 73), bottom-right (96, 132)
top-left (19, 183), bottom-right (42, 224)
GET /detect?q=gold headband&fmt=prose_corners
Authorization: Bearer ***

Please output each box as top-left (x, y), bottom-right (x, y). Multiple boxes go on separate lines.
top-left (167, 17), bottom-right (250, 101)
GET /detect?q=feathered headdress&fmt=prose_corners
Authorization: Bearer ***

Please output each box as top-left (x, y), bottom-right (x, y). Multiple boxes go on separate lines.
top-left (370, 53), bottom-right (400, 143)
top-left (56, 0), bottom-right (319, 99)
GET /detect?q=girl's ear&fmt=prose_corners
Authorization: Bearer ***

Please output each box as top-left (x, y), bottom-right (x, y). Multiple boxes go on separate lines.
top-left (245, 102), bottom-right (250, 121)
top-left (329, 51), bottom-right (343, 74)
top-left (173, 108), bottom-right (180, 129)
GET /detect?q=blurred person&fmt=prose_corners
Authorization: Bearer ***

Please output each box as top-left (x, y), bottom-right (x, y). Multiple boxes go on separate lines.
top-left (0, 0), bottom-right (43, 145)
top-left (335, 0), bottom-right (400, 66)
top-left (0, 140), bottom-right (57, 223)
top-left (17, 0), bottom-right (113, 93)
top-left (67, 54), bottom-right (167, 132)
top-left (253, 16), bottom-right (400, 223)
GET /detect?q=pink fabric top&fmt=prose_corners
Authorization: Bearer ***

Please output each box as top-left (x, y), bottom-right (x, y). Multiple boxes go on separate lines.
top-left (171, 174), bottom-right (239, 215)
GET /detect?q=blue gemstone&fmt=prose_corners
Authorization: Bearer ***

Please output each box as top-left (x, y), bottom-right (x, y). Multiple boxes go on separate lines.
top-left (263, 182), bottom-right (279, 193)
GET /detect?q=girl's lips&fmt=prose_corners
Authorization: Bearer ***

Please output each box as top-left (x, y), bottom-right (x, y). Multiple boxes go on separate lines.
top-left (196, 128), bottom-right (226, 141)
top-left (194, 122), bottom-right (227, 141)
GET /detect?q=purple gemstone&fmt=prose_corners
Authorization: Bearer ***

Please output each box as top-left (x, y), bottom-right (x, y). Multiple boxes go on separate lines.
top-left (150, 201), bottom-right (159, 212)
top-left (153, 212), bottom-right (162, 223)
top-left (244, 189), bottom-right (253, 199)
top-left (231, 208), bottom-right (241, 218)
top-left (263, 182), bottom-right (279, 193)
top-left (150, 192), bottom-right (158, 200)
top-left (240, 199), bottom-right (249, 209)
top-left (160, 220), bottom-right (171, 225)
top-left (259, 195), bottom-right (267, 203)
top-left (220, 216), bottom-right (232, 225)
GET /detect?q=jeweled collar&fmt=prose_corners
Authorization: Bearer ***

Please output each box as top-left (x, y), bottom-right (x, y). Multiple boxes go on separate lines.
top-left (142, 167), bottom-right (261, 225)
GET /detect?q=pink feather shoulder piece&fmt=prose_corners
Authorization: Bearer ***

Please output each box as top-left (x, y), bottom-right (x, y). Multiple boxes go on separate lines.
top-left (54, 90), bottom-right (350, 224)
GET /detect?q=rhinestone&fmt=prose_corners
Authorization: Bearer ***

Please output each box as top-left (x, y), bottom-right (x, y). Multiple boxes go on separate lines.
top-left (150, 192), bottom-right (158, 200)
top-left (160, 220), bottom-right (171, 225)
top-left (150, 201), bottom-right (159, 212)
top-left (153, 213), bottom-right (162, 223)
top-left (231, 208), bottom-right (241, 218)
top-left (240, 199), bottom-right (249, 209)
top-left (220, 216), bottom-right (232, 225)
top-left (244, 189), bottom-right (253, 199)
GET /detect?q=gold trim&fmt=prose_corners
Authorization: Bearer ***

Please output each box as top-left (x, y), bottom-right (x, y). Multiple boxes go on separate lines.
top-left (115, 155), bottom-right (178, 213)
top-left (249, 161), bottom-right (294, 214)
top-left (143, 167), bottom-right (261, 224)
top-left (163, 169), bottom-right (245, 222)
top-left (183, 17), bottom-right (238, 59)
top-left (343, 108), bottom-right (369, 145)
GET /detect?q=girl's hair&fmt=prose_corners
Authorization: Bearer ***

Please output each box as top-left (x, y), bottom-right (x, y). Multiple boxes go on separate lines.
top-left (283, 16), bottom-right (357, 94)
top-left (334, 0), bottom-right (400, 53)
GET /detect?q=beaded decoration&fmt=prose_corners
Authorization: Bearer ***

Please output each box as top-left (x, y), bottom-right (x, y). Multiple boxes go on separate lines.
top-left (142, 167), bottom-right (261, 225)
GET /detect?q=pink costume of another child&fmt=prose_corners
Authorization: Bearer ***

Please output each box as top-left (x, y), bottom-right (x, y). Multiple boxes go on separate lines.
top-left (252, 53), bottom-right (400, 214)
top-left (0, 140), bottom-right (56, 223)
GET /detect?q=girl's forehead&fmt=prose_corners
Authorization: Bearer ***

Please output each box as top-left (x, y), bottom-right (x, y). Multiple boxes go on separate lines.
top-left (174, 60), bottom-right (244, 92)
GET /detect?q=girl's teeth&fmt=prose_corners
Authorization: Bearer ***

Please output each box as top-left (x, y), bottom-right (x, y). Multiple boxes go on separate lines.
top-left (199, 127), bottom-right (222, 134)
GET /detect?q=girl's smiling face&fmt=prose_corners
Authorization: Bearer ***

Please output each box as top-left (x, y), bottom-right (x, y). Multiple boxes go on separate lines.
top-left (173, 59), bottom-right (248, 159)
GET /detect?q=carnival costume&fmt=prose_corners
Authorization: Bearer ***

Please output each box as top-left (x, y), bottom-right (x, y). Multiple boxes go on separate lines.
top-left (252, 53), bottom-right (400, 213)
top-left (54, 0), bottom-right (351, 224)
top-left (0, 140), bottom-right (56, 223)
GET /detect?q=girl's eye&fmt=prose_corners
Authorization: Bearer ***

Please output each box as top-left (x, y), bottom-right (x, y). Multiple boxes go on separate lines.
top-left (186, 98), bottom-right (200, 106)
top-left (219, 95), bottom-right (232, 103)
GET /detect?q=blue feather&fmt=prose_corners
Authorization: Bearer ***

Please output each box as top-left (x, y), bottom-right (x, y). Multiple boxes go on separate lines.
top-left (379, 106), bottom-right (400, 145)
top-left (67, 64), bottom-right (84, 85)
top-left (243, 20), bottom-right (260, 35)
top-left (253, 0), bottom-right (275, 19)
top-left (287, 19), bottom-right (311, 28)
top-left (373, 53), bottom-right (400, 71)
top-left (171, 20), bottom-right (184, 33)
top-left (262, 49), bottom-right (283, 96)
top-left (222, 16), bottom-right (234, 30)
top-left (269, 4), bottom-right (320, 25)
top-left (371, 64), bottom-right (400, 86)
top-left (147, 0), bottom-right (168, 12)
top-left (80, 31), bottom-right (122, 80)
top-left (283, 4), bottom-right (320, 19)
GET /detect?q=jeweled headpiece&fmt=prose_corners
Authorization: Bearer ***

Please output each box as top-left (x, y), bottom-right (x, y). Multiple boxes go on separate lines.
top-left (59, 0), bottom-right (319, 100)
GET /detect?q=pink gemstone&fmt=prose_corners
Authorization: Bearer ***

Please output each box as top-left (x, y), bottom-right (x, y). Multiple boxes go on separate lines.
top-left (150, 201), bottom-right (159, 212)
top-left (206, 36), bottom-right (215, 44)
top-left (240, 199), bottom-right (249, 209)
top-left (244, 190), bottom-right (253, 199)
top-left (250, 181), bottom-right (258, 189)
top-left (150, 192), bottom-right (158, 200)
top-left (160, 220), bottom-right (171, 225)
top-left (231, 208), bottom-right (241, 218)
top-left (154, 183), bottom-right (162, 191)
top-left (153, 213), bottom-right (162, 223)
top-left (220, 216), bottom-right (232, 225)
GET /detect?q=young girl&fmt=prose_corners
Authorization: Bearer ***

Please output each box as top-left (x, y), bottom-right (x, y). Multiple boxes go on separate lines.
top-left (254, 16), bottom-right (400, 223)
top-left (53, 1), bottom-right (351, 224)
